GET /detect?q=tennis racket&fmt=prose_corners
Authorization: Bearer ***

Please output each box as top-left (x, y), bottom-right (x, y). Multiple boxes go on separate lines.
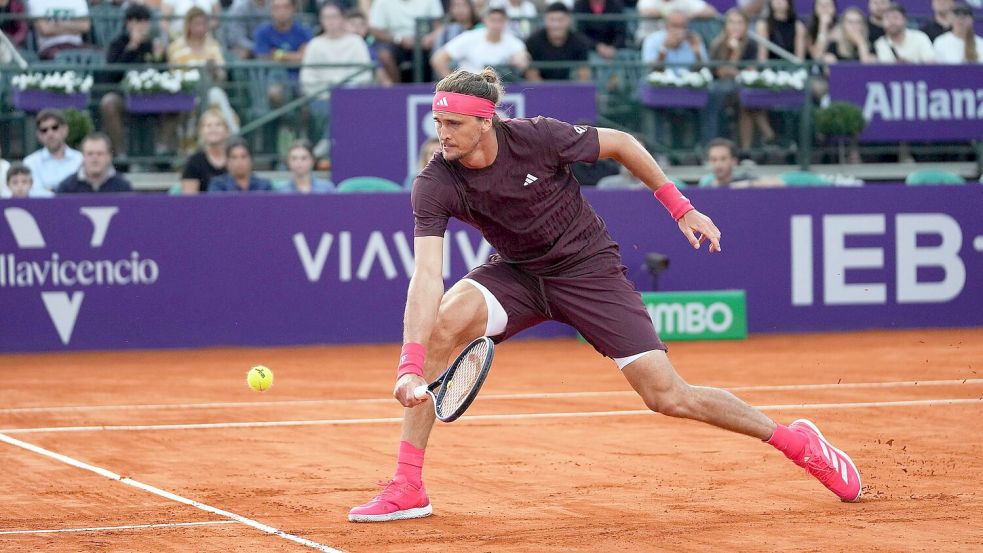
top-left (413, 336), bottom-right (494, 422)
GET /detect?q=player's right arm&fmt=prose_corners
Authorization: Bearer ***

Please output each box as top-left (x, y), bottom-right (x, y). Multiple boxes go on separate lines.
top-left (393, 235), bottom-right (444, 407)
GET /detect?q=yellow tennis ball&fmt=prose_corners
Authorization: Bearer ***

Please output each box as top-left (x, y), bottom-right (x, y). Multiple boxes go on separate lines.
top-left (247, 365), bottom-right (274, 392)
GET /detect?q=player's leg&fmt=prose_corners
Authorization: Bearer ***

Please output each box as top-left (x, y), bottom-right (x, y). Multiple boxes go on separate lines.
top-left (401, 279), bottom-right (490, 450)
top-left (349, 280), bottom-right (487, 523)
top-left (548, 260), bottom-right (861, 502)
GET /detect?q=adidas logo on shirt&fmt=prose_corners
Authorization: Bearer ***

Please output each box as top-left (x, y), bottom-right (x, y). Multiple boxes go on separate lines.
top-left (436, 97), bottom-right (449, 107)
top-left (523, 174), bottom-right (539, 186)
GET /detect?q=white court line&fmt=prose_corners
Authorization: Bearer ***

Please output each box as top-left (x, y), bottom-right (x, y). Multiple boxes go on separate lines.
top-left (3, 378), bottom-right (981, 415)
top-left (2, 398), bottom-right (980, 434)
top-left (0, 433), bottom-right (343, 553)
top-left (0, 520), bottom-right (235, 536)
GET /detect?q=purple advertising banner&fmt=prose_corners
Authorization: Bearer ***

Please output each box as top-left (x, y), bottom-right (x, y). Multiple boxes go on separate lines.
top-left (330, 83), bottom-right (597, 184)
top-left (828, 64), bottom-right (983, 142)
top-left (2, 186), bottom-right (982, 353)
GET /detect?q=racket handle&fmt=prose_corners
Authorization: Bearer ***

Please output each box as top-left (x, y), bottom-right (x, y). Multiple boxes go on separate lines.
top-left (413, 385), bottom-right (429, 400)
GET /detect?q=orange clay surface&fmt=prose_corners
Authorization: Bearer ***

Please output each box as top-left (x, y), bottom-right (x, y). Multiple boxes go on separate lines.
top-left (1, 328), bottom-right (981, 552)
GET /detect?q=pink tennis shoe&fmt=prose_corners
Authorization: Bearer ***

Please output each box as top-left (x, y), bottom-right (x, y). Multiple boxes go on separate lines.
top-left (789, 419), bottom-right (862, 502)
top-left (348, 474), bottom-right (433, 522)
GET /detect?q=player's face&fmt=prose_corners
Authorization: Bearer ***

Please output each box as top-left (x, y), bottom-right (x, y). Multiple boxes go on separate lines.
top-left (433, 112), bottom-right (485, 161)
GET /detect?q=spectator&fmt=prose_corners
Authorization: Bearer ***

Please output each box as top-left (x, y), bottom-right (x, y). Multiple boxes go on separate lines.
top-left (99, 3), bottom-right (170, 158)
top-left (806, 0), bottom-right (838, 62)
top-left (525, 2), bottom-right (594, 81)
top-left (207, 138), bottom-right (273, 192)
top-left (278, 140), bottom-right (334, 193)
top-left (345, 9), bottom-right (393, 84)
top-left (253, 0), bottom-right (312, 133)
top-left (57, 133), bottom-right (133, 194)
top-left (934, 3), bottom-right (980, 63)
top-left (167, 7), bottom-right (240, 136)
top-left (572, 0), bottom-right (626, 59)
top-left (160, 0), bottom-right (220, 40)
top-left (405, 137), bottom-right (440, 188)
top-left (300, 1), bottom-right (373, 100)
top-left (180, 109), bottom-right (230, 194)
top-left (430, 7), bottom-right (530, 78)
top-left (823, 7), bottom-right (874, 63)
top-left (222, 0), bottom-right (271, 60)
top-left (431, 0), bottom-right (479, 51)
top-left (756, 0), bottom-right (807, 61)
top-left (487, 0), bottom-right (538, 39)
top-left (921, 0), bottom-right (954, 42)
top-left (704, 8), bottom-right (758, 145)
top-left (368, 0), bottom-right (444, 82)
top-left (0, 142), bottom-right (8, 193)
top-left (636, 0), bottom-right (718, 45)
top-left (641, 9), bottom-right (708, 67)
top-left (23, 109), bottom-right (83, 194)
top-left (0, 0), bottom-right (28, 47)
top-left (698, 138), bottom-right (759, 187)
top-left (5, 164), bottom-right (45, 199)
top-left (867, 0), bottom-right (889, 43)
top-left (28, 0), bottom-right (91, 59)
top-left (874, 4), bottom-right (935, 63)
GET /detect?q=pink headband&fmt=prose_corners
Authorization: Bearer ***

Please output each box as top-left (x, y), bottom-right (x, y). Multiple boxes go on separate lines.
top-left (432, 91), bottom-right (496, 119)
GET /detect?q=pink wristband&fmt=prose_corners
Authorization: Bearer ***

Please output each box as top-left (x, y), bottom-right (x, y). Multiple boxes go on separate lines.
top-left (396, 342), bottom-right (426, 379)
top-left (654, 182), bottom-right (695, 221)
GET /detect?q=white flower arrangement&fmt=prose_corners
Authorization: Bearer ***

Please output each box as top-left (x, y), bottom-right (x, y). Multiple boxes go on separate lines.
top-left (11, 71), bottom-right (93, 95)
top-left (645, 67), bottom-right (714, 89)
top-left (123, 69), bottom-right (201, 95)
top-left (737, 68), bottom-right (808, 91)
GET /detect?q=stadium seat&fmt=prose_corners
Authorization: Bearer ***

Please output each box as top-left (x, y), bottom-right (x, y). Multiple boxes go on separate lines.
top-left (780, 171), bottom-right (830, 186)
top-left (904, 169), bottom-right (966, 185)
top-left (90, 3), bottom-right (125, 48)
top-left (336, 176), bottom-right (404, 192)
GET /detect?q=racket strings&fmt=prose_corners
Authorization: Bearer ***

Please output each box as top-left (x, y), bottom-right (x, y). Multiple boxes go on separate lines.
top-left (436, 341), bottom-right (489, 417)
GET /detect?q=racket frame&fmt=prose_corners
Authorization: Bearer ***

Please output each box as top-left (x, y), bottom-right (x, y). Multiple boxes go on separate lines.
top-left (418, 336), bottom-right (494, 422)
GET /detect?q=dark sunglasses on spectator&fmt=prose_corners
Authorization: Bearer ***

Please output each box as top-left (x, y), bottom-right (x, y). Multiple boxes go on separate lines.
top-left (38, 123), bottom-right (62, 133)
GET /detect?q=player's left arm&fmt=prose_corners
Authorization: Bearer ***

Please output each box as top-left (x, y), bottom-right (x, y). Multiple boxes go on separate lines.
top-left (596, 128), bottom-right (721, 253)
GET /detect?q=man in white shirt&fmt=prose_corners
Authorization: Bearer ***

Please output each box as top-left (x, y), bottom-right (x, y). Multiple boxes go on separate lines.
top-left (431, 8), bottom-right (530, 78)
top-left (874, 3), bottom-right (935, 63)
top-left (22, 109), bottom-right (83, 195)
top-left (636, 0), bottom-right (718, 44)
top-left (369, 0), bottom-right (443, 82)
top-left (28, 0), bottom-right (91, 59)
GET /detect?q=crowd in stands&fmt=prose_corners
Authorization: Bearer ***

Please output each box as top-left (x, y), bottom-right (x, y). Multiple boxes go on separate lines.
top-left (1, 0), bottom-right (981, 195)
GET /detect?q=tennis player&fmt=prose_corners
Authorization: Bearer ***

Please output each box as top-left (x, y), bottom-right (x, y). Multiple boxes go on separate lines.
top-left (348, 68), bottom-right (862, 522)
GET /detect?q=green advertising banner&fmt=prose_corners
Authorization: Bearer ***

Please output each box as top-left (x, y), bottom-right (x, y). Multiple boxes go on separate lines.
top-left (641, 290), bottom-right (747, 341)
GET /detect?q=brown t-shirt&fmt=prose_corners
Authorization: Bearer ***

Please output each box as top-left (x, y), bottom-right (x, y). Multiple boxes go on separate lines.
top-left (412, 116), bottom-right (618, 276)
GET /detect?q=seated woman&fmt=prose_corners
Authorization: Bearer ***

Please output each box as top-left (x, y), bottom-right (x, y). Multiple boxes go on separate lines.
top-left (933, 3), bottom-right (981, 64)
top-left (207, 138), bottom-right (273, 192)
top-left (277, 140), bottom-right (334, 193)
top-left (704, 8), bottom-right (758, 145)
top-left (822, 7), bottom-right (875, 63)
top-left (431, 0), bottom-right (480, 51)
top-left (180, 109), bottom-right (229, 194)
top-left (167, 6), bottom-right (239, 138)
top-left (404, 137), bottom-right (441, 189)
top-left (748, 0), bottom-right (807, 149)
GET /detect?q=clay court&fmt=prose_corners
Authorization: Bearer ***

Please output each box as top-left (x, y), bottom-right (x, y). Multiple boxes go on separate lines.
top-left (2, 328), bottom-right (981, 552)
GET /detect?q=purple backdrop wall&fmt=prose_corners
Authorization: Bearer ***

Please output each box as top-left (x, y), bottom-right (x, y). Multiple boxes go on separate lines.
top-left (3, 186), bottom-right (981, 353)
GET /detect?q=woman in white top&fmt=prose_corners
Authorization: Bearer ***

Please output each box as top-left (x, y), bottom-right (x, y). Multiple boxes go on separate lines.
top-left (933, 3), bottom-right (981, 63)
top-left (160, 0), bottom-right (220, 41)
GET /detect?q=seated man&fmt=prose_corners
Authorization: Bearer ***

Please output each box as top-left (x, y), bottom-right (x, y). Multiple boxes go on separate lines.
top-left (221, 0), bottom-right (271, 60)
top-left (57, 133), bottom-right (133, 194)
top-left (430, 8), bottom-right (530, 79)
top-left (524, 2), bottom-right (594, 81)
top-left (369, 0), bottom-right (444, 82)
top-left (28, 0), bottom-right (91, 59)
top-left (253, 0), bottom-right (312, 125)
top-left (99, 3), bottom-right (170, 158)
top-left (636, 0), bottom-right (719, 44)
top-left (698, 138), bottom-right (781, 188)
top-left (641, 9), bottom-right (708, 68)
top-left (23, 109), bottom-right (83, 194)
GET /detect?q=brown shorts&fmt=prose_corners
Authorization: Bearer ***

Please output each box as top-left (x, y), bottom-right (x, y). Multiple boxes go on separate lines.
top-left (465, 254), bottom-right (666, 359)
